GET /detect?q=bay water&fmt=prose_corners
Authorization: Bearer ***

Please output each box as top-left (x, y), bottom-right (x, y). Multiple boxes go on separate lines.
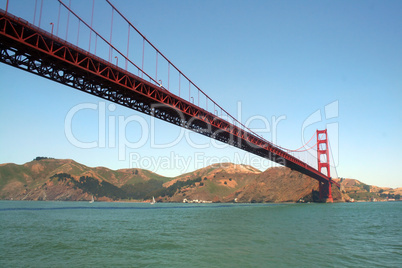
top-left (1, 201), bottom-right (401, 267)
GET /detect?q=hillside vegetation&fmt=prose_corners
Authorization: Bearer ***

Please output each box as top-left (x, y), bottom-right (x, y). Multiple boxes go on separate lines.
top-left (334, 178), bottom-right (402, 201)
top-left (1, 158), bottom-right (398, 203)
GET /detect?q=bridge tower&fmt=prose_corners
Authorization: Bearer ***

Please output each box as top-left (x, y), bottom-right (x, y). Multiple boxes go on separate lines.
top-left (316, 129), bottom-right (333, 202)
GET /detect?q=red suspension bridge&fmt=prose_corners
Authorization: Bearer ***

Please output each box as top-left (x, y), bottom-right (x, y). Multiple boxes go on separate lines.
top-left (0, 0), bottom-right (339, 202)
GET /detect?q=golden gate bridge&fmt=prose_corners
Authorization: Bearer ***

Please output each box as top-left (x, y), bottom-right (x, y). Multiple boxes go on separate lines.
top-left (0, 0), bottom-right (339, 202)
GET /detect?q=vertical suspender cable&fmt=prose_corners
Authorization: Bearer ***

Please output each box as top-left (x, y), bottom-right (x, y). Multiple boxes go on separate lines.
top-left (89, 0), bottom-right (94, 52)
top-left (76, 20), bottom-right (80, 46)
top-left (155, 52), bottom-right (158, 81)
top-left (126, 26), bottom-right (130, 70)
top-left (33, 0), bottom-right (37, 25)
top-left (141, 38), bottom-right (145, 78)
top-left (95, 35), bottom-right (98, 55)
top-left (38, 0), bottom-right (43, 28)
top-left (56, 2), bottom-right (61, 36)
top-left (109, 8), bottom-right (114, 62)
top-left (168, 63), bottom-right (170, 91)
top-left (65, 0), bottom-right (71, 41)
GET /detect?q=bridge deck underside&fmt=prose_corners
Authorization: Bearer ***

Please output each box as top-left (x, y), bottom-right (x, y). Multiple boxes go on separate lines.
top-left (0, 10), bottom-right (337, 191)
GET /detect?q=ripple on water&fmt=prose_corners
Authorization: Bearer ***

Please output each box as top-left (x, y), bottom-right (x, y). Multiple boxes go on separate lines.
top-left (0, 201), bottom-right (401, 267)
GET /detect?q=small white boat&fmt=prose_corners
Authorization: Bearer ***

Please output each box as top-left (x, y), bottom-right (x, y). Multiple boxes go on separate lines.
top-left (89, 196), bottom-right (94, 203)
top-left (150, 196), bottom-right (156, 205)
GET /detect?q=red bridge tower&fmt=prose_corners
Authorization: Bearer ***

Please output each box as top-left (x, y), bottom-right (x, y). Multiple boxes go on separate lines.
top-left (316, 129), bottom-right (333, 202)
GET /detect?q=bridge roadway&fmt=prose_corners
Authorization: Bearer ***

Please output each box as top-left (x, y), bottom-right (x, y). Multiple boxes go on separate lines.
top-left (0, 9), bottom-right (338, 200)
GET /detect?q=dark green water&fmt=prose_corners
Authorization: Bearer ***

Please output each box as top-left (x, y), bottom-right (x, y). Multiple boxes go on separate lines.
top-left (0, 201), bottom-right (401, 267)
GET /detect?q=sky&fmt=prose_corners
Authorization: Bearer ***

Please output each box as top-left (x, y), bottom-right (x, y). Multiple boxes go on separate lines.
top-left (0, 0), bottom-right (401, 188)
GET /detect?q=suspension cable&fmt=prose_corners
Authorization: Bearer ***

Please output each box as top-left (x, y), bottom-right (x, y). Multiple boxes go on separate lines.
top-left (288, 132), bottom-right (316, 152)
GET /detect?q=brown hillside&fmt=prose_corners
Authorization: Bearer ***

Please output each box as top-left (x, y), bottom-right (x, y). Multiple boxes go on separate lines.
top-left (0, 158), bottom-right (170, 201)
top-left (335, 178), bottom-right (402, 201)
top-left (165, 166), bottom-right (343, 203)
top-left (164, 163), bottom-right (260, 188)
top-left (231, 167), bottom-right (342, 203)
top-left (2, 159), bottom-right (381, 203)
top-left (165, 163), bottom-right (260, 202)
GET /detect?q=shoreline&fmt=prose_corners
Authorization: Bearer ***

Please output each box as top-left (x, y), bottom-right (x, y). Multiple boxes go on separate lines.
top-left (1, 199), bottom-right (400, 204)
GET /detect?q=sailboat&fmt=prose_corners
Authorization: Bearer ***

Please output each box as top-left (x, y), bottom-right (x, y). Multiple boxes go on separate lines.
top-left (150, 196), bottom-right (156, 205)
top-left (89, 195), bottom-right (94, 203)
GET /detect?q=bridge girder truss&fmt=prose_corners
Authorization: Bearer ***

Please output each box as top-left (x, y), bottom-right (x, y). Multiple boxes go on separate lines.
top-left (0, 10), bottom-right (337, 199)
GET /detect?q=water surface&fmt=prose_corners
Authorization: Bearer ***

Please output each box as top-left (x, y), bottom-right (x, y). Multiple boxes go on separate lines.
top-left (1, 201), bottom-right (401, 267)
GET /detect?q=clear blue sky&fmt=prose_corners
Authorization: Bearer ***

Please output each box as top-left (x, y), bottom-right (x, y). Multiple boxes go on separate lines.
top-left (0, 0), bottom-right (401, 187)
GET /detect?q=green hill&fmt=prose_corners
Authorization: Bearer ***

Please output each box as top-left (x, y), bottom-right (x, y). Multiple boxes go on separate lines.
top-left (2, 158), bottom-right (394, 203)
top-left (0, 158), bottom-right (170, 201)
